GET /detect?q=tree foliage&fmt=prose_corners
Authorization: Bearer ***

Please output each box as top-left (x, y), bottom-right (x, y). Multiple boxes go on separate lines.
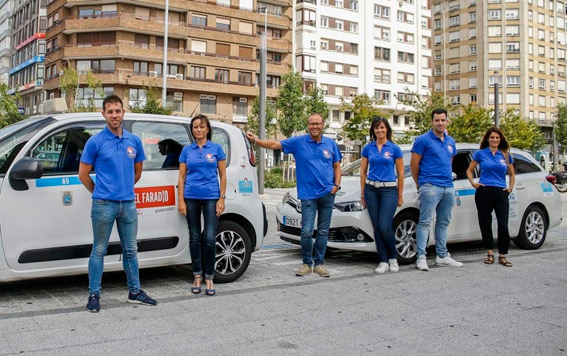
top-left (129, 83), bottom-right (173, 115)
top-left (340, 94), bottom-right (384, 142)
top-left (500, 109), bottom-right (545, 152)
top-left (448, 104), bottom-right (493, 143)
top-left (276, 71), bottom-right (306, 137)
top-left (0, 83), bottom-right (21, 127)
top-left (248, 96), bottom-right (277, 138)
top-left (59, 66), bottom-right (79, 109)
top-left (555, 102), bottom-right (567, 155)
top-left (304, 87), bottom-right (329, 122)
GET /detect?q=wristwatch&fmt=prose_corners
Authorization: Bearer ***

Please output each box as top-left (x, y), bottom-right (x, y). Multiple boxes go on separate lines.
top-left (334, 184), bottom-right (341, 190)
top-left (220, 195), bottom-right (226, 199)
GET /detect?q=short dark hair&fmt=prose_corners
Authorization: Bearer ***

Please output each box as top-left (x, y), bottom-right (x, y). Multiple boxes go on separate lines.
top-left (102, 94), bottom-right (123, 111)
top-left (191, 114), bottom-right (212, 141)
top-left (431, 108), bottom-right (448, 120)
top-left (369, 117), bottom-right (393, 142)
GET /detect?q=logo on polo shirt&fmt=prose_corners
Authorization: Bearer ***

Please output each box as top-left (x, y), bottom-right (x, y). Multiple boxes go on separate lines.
top-left (499, 158), bottom-right (507, 166)
top-left (383, 151), bottom-right (392, 159)
top-left (447, 145), bottom-right (454, 154)
top-left (206, 153), bottom-right (215, 162)
top-left (127, 146), bottom-right (136, 159)
top-left (322, 149), bottom-right (331, 159)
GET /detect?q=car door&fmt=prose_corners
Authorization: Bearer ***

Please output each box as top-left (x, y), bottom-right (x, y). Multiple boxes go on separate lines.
top-left (128, 120), bottom-right (191, 262)
top-left (0, 122), bottom-right (111, 271)
top-left (448, 149), bottom-right (480, 240)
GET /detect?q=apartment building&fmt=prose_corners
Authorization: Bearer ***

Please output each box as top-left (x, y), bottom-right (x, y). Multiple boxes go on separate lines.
top-left (43, 0), bottom-right (292, 124)
top-left (433, 0), bottom-right (566, 140)
top-left (295, 0), bottom-right (433, 139)
top-left (0, 0), bottom-right (13, 84)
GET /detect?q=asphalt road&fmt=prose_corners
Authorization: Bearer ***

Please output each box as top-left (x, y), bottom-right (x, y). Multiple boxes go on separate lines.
top-left (0, 189), bottom-right (566, 355)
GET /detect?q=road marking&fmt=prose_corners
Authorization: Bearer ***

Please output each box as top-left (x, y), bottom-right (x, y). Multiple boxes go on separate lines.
top-left (255, 255), bottom-right (286, 261)
top-left (273, 260), bottom-right (303, 266)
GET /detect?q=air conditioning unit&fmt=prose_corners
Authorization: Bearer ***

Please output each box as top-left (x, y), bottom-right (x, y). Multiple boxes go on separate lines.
top-left (175, 74), bottom-right (184, 80)
top-left (149, 71), bottom-right (158, 77)
top-left (166, 74), bottom-right (176, 78)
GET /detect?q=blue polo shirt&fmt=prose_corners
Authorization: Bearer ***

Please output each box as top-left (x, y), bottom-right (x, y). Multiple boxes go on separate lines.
top-left (473, 148), bottom-right (513, 188)
top-left (281, 135), bottom-right (342, 200)
top-left (179, 140), bottom-right (226, 199)
top-left (81, 126), bottom-right (146, 201)
top-left (362, 141), bottom-right (403, 182)
top-left (411, 129), bottom-right (456, 187)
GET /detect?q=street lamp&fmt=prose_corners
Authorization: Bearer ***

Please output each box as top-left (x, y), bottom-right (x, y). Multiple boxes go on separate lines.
top-left (494, 70), bottom-right (500, 127)
top-left (161, 0), bottom-right (169, 107)
top-left (258, 6), bottom-right (268, 194)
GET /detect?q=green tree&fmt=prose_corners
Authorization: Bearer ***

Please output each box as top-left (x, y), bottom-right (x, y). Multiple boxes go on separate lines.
top-left (58, 66), bottom-right (79, 109)
top-left (500, 109), bottom-right (545, 152)
top-left (448, 104), bottom-right (493, 143)
top-left (304, 87), bottom-right (329, 122)
top-left (129, 83), bottom-right (173, 115)
top-left (248, 96), bottom-right (277, 137)
top-left (74, 70), bottom-right (105, 112)
top-left (340, 94), bottom-right (384, 142)
top-left (0, 83), bottom-right (21, 127)
top-left (276, 71), bottom-right (306, 137)
top-left (397, 90), bottom-right (454, 142)
top-left (555, 102), bottom-right (567, 157)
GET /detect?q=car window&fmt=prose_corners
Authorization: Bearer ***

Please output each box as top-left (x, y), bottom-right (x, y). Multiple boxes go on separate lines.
top-left (452, 151), bottom-right (473, 180)
top-left (341, 150), bottom-right (412, 177)
top-left (210, 127), bottom-right (231, 167)
top-left (512, 153), bottom-right (541, 174)
top-left (130, 122), bottom-right (190, 170)
top-left (32, 124), bottom-right (103, 175)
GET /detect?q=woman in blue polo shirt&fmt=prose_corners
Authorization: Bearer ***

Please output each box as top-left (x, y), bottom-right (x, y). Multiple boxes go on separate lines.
top-left (178, 114), bottom-right (227, 295)
top-left (466, 127), bottom-right (515, 267)
top-left (360, 118), bottom-right (404, 274)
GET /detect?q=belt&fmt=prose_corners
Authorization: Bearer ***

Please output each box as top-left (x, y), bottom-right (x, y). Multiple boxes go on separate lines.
top-left (366, 180), bottom-right (397, 188)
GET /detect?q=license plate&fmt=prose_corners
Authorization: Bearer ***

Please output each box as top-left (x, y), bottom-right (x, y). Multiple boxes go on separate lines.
top-left (283, 216), bottom-right (301, 228)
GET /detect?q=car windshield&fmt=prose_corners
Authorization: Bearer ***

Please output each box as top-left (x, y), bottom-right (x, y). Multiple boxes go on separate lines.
top-left (0, 117), bottom-right (55, 175)
top-left (342, 150), bottom-right (412, 177)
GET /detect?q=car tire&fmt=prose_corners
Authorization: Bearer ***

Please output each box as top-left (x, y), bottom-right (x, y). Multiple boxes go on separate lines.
top-left (214, 220), bottom-right (252, 283)
top-left (393, 211), bottom-right (419, 265)
top-left (513, 205), bottom-right (547, 250)
top-left (556, 182), bottom-right (567, 193)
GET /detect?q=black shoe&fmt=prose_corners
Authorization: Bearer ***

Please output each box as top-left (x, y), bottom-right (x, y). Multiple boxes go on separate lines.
top-left (127, 290), bottom-right (157, 306)
top-left (86, 294), bottom-right (100, 313)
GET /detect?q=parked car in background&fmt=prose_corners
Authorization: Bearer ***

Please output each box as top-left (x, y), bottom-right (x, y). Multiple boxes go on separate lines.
top-left (0, 112), bottom-right (266, 283)
top-left (276, 144), bottom-right (562, 264)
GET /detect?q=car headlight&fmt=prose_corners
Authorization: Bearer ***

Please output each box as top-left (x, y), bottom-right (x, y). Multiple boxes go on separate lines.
top-left (283, 192), bottom-right (301, 213)
top-left (334, 201), bottom-right (365, 212)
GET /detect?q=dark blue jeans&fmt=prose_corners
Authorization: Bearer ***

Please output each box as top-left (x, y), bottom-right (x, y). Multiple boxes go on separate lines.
top-left (364, 185), bottom-right (398, 263)
top-left (300, 192), bottom-right (336, 266)
top-left (185, 199), bottom-right (218, 280)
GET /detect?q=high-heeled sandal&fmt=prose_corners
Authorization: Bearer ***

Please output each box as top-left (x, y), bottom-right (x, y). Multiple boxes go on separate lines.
top-left (484, 254), bottom-right (494, 265)
top-left (191, 275), bottom-right (202, 294)
top-left (498, 256), bottom-right (513, 267)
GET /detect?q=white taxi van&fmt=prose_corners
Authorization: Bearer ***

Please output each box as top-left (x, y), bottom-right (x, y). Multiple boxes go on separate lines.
top-left (0, 109), bottom-right (266, 283)
top-left (277, 144), bottom-right (562, 264)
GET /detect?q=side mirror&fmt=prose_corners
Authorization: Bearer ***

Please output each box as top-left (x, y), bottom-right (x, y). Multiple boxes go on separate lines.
top-left (9, 157), bottom-right (43, 191)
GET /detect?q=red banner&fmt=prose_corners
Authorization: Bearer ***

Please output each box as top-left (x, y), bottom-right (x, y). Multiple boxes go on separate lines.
top-left (135, 185), bottom-right (175, 208)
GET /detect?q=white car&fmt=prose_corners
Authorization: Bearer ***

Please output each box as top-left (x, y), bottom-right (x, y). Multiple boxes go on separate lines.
top-left (276, 144), bottom-right (562, 264)
top-left (0, 112), bottom-right (266, 282)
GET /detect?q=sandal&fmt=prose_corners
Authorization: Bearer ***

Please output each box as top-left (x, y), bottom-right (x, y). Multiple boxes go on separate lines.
top-left (191, 275), bottom-right (202, 294)
top-left (484, 254), bottom-right (494, 265)
top-left (498, 256), bottom-right (513, 267)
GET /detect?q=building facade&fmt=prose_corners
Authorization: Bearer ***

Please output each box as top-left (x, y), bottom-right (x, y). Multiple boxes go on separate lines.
top-left (0, 0), bottom-right (13, 84)
top-left (8, 0), bottom-right (46, 115)
top-left (295, 0), bottom-right (433, 140)
top-left (433, 0), bottom-right (565, 141)
top-left (43, 0), bottom-right (292, 125)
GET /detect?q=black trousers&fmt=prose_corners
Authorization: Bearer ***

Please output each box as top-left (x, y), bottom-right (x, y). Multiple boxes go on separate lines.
top-left (474, 186), bottom-right (510, 254)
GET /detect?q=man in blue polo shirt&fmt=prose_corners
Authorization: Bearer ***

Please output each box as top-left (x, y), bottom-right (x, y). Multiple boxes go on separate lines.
top-left (79, 94), bottom-right (157, 312)
top-left (410, 108), bottom-right (463, 271)
top-left (246, 113), bottom-right (342, 277)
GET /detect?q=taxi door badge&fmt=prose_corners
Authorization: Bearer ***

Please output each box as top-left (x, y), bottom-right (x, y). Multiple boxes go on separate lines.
top-left (62, 191), bottom-right (72, 206)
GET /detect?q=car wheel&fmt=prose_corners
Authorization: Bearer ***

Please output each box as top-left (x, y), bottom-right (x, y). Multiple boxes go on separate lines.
top-left (513, 205), bottom-right (547, 250)
top-left (214, 220), bottom-right (252, 283)
top-left (556, 182), bottom-right (567, 193)
top-left (393, 211), bottom-right (418, 265)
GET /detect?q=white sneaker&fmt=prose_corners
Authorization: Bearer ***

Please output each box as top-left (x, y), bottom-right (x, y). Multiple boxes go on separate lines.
top-left (389, 259), bottom-right (399, 273)
top-left (436, 253), bottom-right (463, 268)
top-left (375, 262), bottom-right (389, 274)
top-left (416, 255), bottom-right (429, 271)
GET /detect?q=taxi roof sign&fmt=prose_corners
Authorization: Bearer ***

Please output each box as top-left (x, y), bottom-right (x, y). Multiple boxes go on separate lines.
top-left (41, 98), bottom-right (69, 114)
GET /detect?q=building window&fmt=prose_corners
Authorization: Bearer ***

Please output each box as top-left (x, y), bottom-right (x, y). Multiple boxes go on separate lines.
top-left (374, 5), bottom-right (390, 19)
top-left (216, 18), bottom-right (230, 31)
top-left (191, 14), bottom-right (207, 27)
top-left (133, 61), bottom-right (148, 75)
top-left (166, 91), bottom-right (183, 112)
top-left (374, 89), bottom-right (390, 103)
top-left (190, 66), bottom-right (206, 80)
top-left (374, 47), bottom-right (390, 61)
top-left (233, 97), bottom-right (248, 117)
top-left (215, 69), bottom-right (229, 83)
top-left (238, 71), bottom-right (253, 85)
top-left (200, 94), bottom-right (216, 114)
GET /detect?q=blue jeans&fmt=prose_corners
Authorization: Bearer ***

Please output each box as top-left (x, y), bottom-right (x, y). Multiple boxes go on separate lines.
top-left (416, 184), bottom-right (454, 258)
top-left (300, 192), bottom-right (336, 266)
top-left (89, 199), bottom-right (140, 295)
top-left (185, 199), bottom-right (218, 280)
top-left (364, 185), bottom-right (398, 263)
